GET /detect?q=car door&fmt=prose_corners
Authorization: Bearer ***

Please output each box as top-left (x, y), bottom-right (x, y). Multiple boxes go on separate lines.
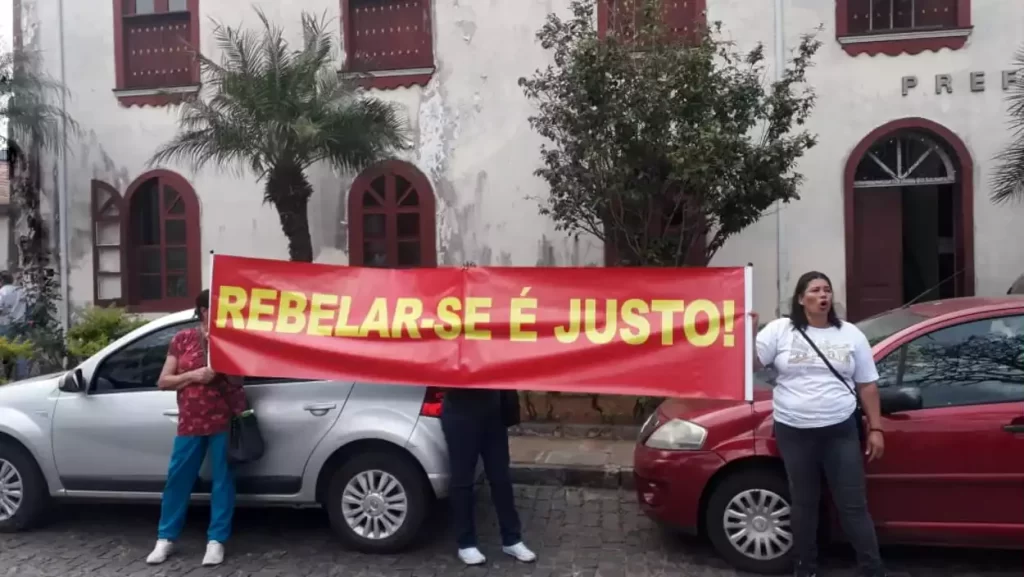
top-left (52, 321), bottom-right (194, 493)
top-left (864, 313), bottom-right (1024, 547)
top-left (202, 376), bottom-right (354, 496)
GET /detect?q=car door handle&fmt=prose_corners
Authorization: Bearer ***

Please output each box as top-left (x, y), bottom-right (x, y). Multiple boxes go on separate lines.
top-left (303, 403), bottom-right (337, 416)
top-left (1002, 424), bottom-right (1024, 434)
top-left (162, 409), bottom-right (179, 417)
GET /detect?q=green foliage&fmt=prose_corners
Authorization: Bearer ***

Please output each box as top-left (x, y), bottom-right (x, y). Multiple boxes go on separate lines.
top-left (518, 0), bottom-right (820, 267)
top-left (151, 8), bottom-right (410, 261)
top-left (0, 48), bottom-right (80, 154)
top-left (0, 337), bottom-right (36, 385)
top-left (66, 307), bottom-right (146, 361)
top-left (991, 47), bottom-right (1024, 204)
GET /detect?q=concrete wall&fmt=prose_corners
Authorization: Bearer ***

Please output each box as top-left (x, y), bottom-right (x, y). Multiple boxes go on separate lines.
top-left (17, 0), bottom-right (1024, 318)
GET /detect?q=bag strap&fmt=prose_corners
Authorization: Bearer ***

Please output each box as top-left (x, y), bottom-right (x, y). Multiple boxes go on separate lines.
top-left (794, 326), bottom-right (860, 401)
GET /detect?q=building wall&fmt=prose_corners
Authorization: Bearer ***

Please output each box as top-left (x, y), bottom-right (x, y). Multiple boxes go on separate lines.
top-left (18, 0), bottom-right (1024, 319)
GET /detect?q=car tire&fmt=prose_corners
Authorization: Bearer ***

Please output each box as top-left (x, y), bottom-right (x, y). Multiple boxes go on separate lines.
top-left (0, 441), bottom-right (50, 533)
top-left (705, 468), bottom-right (793, 575)
top-left (325, 451), bottom-right (430, 554)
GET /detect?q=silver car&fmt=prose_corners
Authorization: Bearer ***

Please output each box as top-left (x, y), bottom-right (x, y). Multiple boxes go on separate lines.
top-left (0, 309), bottom-right (451, 553)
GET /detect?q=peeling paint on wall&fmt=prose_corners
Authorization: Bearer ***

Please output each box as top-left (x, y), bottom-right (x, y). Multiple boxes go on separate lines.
top-left (415, 76), bottom-right (462, 265)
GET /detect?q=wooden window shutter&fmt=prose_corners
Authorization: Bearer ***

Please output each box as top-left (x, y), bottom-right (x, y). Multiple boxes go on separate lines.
top-left (347, 0), bottom-right (433, 72)
top-left (91, 179), bottom-right (126, 306)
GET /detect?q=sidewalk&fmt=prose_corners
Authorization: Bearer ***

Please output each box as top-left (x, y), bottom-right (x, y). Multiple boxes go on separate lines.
top-left (507, 435), bottom-right (636, 490)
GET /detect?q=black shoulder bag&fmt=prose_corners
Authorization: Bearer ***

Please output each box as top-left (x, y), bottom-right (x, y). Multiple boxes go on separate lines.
top-left (794, 327), bottom-right (866, 445)
top-left (202, 336), bottom-right (265, 464)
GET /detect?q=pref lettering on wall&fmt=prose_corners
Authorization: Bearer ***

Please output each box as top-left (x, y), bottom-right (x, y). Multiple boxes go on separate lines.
top-left (901, 70), bottom-right (1019, 96)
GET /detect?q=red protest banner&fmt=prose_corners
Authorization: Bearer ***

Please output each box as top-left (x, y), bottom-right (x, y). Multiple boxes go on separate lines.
top-left (208, 255), bottom-right (754, 401)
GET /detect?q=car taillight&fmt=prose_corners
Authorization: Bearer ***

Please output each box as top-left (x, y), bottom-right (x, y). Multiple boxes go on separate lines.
top-left (420, 387), bottom-right (445, 418)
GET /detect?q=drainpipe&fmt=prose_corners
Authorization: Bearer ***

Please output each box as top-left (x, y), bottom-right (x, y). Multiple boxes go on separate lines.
top-left (773, 0), bottom-right (787, 317)
top-left (57, 0), bottom-right (71, 340)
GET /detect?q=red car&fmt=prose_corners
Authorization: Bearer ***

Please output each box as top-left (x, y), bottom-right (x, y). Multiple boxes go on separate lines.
top-left (633, 297), bottom-right (1024, 575)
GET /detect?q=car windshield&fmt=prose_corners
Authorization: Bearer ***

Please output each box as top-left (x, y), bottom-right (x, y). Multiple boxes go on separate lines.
top-left (855, 308), bottom-right (929, 346)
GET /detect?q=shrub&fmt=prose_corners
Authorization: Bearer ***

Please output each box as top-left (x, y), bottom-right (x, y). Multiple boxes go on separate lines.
top-left (0, 337), bottom-right (37, 385)
top-left (66, 306), bottom-right (146, 362)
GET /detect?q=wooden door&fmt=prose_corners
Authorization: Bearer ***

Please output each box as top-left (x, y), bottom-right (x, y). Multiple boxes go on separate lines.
top-left (851, 187), bottom-right (903, 321)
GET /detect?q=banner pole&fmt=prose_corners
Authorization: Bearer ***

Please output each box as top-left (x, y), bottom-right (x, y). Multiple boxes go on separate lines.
top-left (744, 263), bottom-right (754, 403)
top-left (207, 250), bottom-right (215, 367)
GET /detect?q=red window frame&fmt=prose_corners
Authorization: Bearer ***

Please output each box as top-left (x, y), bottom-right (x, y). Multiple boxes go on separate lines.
top-left (835, 0), bottom-right (972, 57)
top-left (348, 160), bottom-right (437, 268)
top-left (112, 0), bottom-right (201, 107)
top-left (340, 0), bottom-right (435, 90)
top-left (597, 0), bottom-right (707, 43)
top-left (91, 170), bottom-right (202, 312)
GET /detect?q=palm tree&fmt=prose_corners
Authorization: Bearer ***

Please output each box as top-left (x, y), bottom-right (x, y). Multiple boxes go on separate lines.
top-left (1, 46), bottom-right (78, 365)
top-left (151, 9), bottom-right (410, 262)
top-left (992, 48), bottom-right (1024, 204)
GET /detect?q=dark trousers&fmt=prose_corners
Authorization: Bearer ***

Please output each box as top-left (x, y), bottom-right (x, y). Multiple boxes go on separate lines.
top-left (775, 415), bottom-right (885, 577)
top-left (441, 410), bottom-right (522, 549)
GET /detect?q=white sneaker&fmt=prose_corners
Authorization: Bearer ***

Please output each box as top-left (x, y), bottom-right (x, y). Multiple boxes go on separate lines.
top-left (201, 541), bottom-right (225, 566)
top-left (502, 542), bottom-right (537, 563)
top-left (145, 539), bottom-right (174, 564)
top-left (457, 547), bottom-right (486, 565)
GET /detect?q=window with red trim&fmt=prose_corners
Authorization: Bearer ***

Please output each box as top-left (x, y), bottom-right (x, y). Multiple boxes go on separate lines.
top-left (348, 160), bottom-right (437, 268)
top-left (112, 0), bottom-right (200, 106)
top-left (597, 0), bottom-right (706, 44)
top-left (836, 0), bottom-right (972, 57)
top-left (91, 171), bottom-right (202, 312)
top-left (341, 0), bottom-right (435, 90)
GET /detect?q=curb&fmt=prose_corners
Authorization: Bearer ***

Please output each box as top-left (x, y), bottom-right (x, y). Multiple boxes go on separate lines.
top-left (510, 464), bottom-right (635, 491)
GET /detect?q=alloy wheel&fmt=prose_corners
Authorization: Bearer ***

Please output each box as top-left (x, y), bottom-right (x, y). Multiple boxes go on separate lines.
top-left (0, 458), bottom-right (24, 522)
top-left (341, 469), bottom-right (408, 540)
top-left (722, 488), bottom-right (792, 561)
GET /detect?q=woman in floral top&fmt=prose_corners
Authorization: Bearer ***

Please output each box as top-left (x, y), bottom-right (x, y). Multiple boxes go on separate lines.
top-left (146, 289), bottom-right (247, 568)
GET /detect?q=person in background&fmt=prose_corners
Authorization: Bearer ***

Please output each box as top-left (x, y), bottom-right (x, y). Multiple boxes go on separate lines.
top-left (441, 387), bottom-right (536, 566)
top-left (0, 271), bottom-right (29, 380)
top-left (752, 271), bottom-right (887, 577)
top-left (146, 289), bottom-right (247, 567)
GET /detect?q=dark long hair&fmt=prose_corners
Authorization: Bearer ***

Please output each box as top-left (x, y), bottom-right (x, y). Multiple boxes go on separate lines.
top-left (789, 271), bottom-right (842, 331)
top-left (194, 289), bottom-right (210, 320)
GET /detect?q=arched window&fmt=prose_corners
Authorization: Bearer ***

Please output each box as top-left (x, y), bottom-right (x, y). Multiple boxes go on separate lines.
top-left (348, 160), bottom-right (437, 268)
top-left (92, 170), bottom-right (201, 311)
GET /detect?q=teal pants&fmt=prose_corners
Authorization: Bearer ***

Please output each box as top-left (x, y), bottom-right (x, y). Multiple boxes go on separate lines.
top-left (157, 432), bottom-right (235, 543)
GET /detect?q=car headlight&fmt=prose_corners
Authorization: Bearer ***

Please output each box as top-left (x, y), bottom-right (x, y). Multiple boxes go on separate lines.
top-left (644, 419), bottom-right (708, 451)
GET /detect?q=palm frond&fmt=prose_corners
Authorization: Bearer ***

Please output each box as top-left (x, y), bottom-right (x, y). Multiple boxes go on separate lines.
top-left (151, 7), bottom-right (410, 184)
top-left (991, 47), bottom-right (1024, 204)
top-left (0, 48), bottom-right (80, 155)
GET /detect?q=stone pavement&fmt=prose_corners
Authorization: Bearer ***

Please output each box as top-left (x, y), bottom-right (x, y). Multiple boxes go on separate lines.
top-left (1, 486), bottom-right (1019, 577)
top-left (508, 436), bottom-right (636, 490)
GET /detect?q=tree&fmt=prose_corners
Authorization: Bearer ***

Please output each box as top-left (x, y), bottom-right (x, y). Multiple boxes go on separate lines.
top-left (2, 46), bottom-right (79, 369)
top-left (151, 9), bottom-right (411, 262)
top-left (518, 0), bottom-right (820, 267)
top-left (991, 47), bottom-right (1024, 204)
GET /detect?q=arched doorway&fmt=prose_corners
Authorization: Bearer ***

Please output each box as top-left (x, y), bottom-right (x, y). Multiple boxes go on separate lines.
top-left (844, 118), bottom-right (975, 322)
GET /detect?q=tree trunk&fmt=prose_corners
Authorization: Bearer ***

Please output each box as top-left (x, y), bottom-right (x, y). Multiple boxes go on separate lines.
top-left (265, 164), bottom-right (315, 262)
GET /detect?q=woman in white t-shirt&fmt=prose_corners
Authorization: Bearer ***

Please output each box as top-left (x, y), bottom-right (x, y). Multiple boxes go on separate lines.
top-left (753, 271), bottom-right (887, 577)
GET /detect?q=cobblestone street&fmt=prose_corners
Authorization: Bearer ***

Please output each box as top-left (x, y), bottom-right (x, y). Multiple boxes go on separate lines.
top-left (1, 486), bottom-right (1020, 577)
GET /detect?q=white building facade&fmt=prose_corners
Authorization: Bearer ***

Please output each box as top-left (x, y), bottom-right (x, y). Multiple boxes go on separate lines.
top-left (15, 0), bottom-right (1024, 320)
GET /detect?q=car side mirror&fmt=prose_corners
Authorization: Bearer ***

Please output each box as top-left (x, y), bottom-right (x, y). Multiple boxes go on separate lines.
top-left (59, 368), bottom-right (86, 393)
top-left (879, 386), bottom-right (923, 415)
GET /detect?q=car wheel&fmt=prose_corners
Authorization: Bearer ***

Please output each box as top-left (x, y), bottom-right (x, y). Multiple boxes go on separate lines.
top-left (705, 468), bottom-right (793, 575)
top-left (325, 451), bottom-right (430, 554)
top-left (0, 441), bottom-right (50, 533)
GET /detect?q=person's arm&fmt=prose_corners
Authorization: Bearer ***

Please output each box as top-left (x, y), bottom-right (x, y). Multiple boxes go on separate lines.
top-left (753, 317), bottom-right (778, 373)
top-left (851, 329), bottom-right (885, 460)
top-left (157, 332), bottom-right (213, 391)
top-left (157, 355), bottom-right (196, 391)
